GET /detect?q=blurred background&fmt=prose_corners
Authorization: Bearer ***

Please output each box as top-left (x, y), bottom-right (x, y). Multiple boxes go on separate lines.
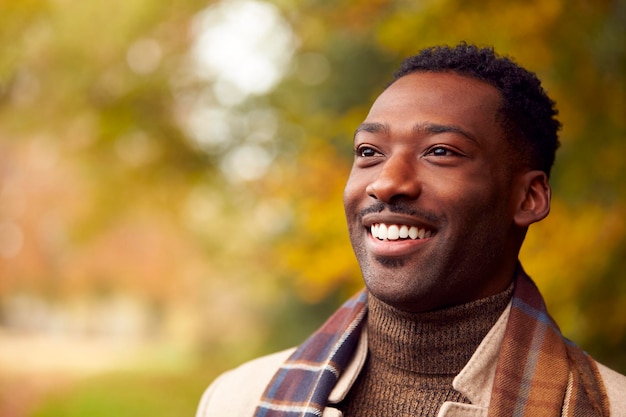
top-left (0, 0), bottom-right (624, 415)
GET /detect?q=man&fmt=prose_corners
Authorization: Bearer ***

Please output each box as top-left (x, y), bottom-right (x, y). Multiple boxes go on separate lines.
top-left (196, 43), bottom-right (626, 416)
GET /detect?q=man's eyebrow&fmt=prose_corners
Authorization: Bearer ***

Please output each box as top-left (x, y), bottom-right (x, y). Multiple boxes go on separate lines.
top-left (416, 122), bottom-right (478, 143)
top-left (354, 122), bottom-right (388, 138)
top-left (354, 121), bottom-right (477, 143)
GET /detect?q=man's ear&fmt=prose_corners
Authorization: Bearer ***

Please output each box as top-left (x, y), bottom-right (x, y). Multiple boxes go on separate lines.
top-left (513, 170), bottom-right (551, 227)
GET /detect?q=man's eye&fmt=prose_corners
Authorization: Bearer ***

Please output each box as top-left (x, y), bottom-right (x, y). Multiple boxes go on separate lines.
top-left (356, 146), bottom-right (379, 157)
top-left (428, 146), bottom-right (456, 157)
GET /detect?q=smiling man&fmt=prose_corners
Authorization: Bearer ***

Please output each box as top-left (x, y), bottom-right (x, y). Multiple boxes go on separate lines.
top-left (345, 71), bottom-right (527, 314)
top-left (196, 44), bottom-right (626, 417)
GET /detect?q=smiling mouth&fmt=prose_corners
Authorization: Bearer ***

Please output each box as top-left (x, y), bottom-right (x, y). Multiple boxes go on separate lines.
top-left (370, 223), bottom-right (434, 241)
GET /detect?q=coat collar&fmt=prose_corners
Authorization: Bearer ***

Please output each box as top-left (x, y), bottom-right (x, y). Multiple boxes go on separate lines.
top-left (327, 301), bottom-right (512, 411)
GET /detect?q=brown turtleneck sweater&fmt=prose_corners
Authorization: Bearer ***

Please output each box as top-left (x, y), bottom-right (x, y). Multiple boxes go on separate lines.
top-left (339, 286), bottom-right (513, 417)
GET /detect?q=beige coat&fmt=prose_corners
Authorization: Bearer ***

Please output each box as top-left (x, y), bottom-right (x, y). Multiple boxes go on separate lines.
top-left (196, 304), bottom-right (626, 417)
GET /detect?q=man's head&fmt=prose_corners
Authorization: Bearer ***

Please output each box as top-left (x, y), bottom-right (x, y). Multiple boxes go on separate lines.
top-left (394, 43), bottom-right (561, 177)
top-left (344, 44), bottom-right (558, 312)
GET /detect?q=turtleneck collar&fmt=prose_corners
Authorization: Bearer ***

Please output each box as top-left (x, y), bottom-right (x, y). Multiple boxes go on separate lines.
top-left (366, 284), bottom-right (514, 375)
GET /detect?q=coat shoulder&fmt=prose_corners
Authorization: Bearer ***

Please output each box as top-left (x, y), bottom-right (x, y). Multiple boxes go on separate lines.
top-left (596, 361), bottom-right (626, 415)
top-left (196, 348), bottom-right (296, 417)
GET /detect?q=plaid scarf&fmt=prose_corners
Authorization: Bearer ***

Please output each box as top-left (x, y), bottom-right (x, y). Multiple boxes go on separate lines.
top-left (488, 267), bottom-right (609, 416)
top-left (255, 267), bottom-right (609, 416)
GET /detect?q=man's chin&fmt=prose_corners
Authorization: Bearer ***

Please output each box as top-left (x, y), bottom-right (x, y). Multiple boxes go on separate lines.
top-left (373, 254), bottom-right (407, 268)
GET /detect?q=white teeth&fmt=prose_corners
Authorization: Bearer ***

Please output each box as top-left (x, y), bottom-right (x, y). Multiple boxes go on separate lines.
top-left (387, 225), bottom-right (399, 240)
top-left (370, 223), bottom-right (433, 241)
top-left (378, 224), bottom-right (388, 240)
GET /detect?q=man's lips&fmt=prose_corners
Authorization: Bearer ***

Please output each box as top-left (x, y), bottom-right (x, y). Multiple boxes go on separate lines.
top-left (370, 223), bottom-right (434, 241)
top-left (362, 212), bottom-right (437, 239)
top-left (361, 213), bottom-right (437, 257)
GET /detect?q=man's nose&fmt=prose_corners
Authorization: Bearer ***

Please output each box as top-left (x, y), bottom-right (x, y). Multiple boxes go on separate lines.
top-left (365, 153), bottom-right (421, 203)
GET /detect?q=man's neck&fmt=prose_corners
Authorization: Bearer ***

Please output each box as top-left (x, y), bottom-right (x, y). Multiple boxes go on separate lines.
top-left (366, 284), bottom-right (514, 374)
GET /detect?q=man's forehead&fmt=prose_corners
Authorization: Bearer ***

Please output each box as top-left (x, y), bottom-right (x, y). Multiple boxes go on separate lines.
top-left (362, 72), bottom-right (503, 131)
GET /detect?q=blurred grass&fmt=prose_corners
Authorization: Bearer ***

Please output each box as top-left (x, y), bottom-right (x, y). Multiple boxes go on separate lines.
top-left (30, 368), bottom-right (212, 417)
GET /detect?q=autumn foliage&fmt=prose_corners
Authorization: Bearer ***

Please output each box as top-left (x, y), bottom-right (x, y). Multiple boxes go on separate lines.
top-left (0, 3), bottom-right (624, 409)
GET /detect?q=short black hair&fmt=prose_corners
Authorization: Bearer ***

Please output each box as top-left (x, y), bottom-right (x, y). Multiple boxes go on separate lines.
top-left (393, 43), bottom-right (561, 177)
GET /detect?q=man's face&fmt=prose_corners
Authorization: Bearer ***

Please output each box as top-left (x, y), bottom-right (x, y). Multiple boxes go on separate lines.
top-left (344, 72), bottom-right (523, 312)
